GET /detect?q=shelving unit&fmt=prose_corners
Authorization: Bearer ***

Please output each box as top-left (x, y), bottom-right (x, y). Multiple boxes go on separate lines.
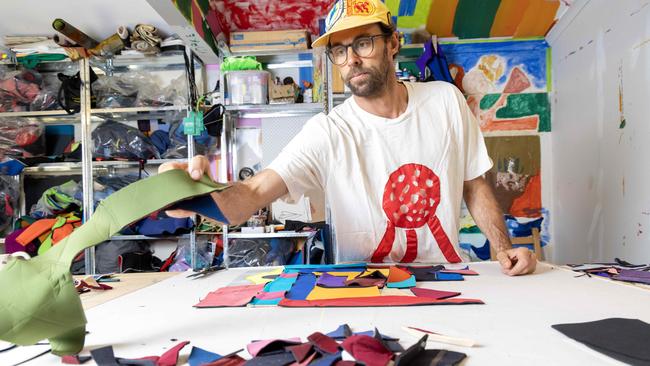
top-left (78, 52), bottom-right (204, 274)
top-left (2, 51), bottom-right (208, 274)
top-left (218, 47), bottom-right (332, 267)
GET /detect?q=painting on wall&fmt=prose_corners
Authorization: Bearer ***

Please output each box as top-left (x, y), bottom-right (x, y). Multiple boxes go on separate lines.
top-left (459, 135), bottom-right (546, 260)
top-left (441, 39), bottom-right (551, 132)
top-left (387, 0), bottom-right (560, 39)
top-left (187, 0), bottom-right (563, 56)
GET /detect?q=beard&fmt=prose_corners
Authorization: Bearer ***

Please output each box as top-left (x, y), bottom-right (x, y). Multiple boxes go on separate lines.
top-left (344, 47), bottom-right (392, 98)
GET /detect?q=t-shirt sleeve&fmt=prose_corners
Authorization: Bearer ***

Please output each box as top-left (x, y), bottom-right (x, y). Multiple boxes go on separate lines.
top-left (451, 85), bottom-right (493, 181)
top-left (267, 113), bottom-right (330, 201)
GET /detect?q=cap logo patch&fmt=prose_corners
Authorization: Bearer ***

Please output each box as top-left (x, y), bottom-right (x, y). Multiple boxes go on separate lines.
top-left (347, 0), bottom-right (375, 16)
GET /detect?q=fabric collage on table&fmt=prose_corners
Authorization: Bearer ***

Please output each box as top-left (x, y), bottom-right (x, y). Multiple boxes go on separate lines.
top-left (567, 258), bottom-right (650, 285)
top-left (194, 263), bottom-right (483, 308)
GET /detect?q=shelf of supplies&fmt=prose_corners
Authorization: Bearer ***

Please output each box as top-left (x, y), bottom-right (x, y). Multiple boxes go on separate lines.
top-left (22, 158), bottom-right (186, 175)
top-left (93, 158), bottom-right (186, 167)
top-left (90, 105), bottom-right (188, 121)
top-left (231, 48), bottom-right (316, 57)
top-left (0, 110), bottom-right (80, 124)
top-left (226, 102), bottom-right (324, 118)
top-left (227, 231), bottom-right (314, 239)
top-left (89, 52), bottom-right (200, 72)
top-left (110, 234), bottom-right (191, 241)
top-left (229, 49), bottom-right (317, 69)
top-left (23, 162), bottom-right (83, 174)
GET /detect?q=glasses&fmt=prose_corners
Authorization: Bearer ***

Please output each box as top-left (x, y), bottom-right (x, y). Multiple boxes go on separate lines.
top-left (327, 34), bottom-right (388, 65)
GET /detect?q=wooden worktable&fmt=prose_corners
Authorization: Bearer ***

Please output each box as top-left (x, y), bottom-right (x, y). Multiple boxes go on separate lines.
top-left (3, 262), bottom-right (648, 365)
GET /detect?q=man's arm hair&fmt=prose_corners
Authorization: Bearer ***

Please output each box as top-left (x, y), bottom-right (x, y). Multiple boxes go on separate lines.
top-left (462, 176), bottom-right (512, 254)
top-left (213, 169), bottom-right (289, 225)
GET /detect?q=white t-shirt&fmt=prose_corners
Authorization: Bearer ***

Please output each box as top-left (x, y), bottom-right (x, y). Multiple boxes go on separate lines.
top-left (268, 81), bottom-right (492, 263)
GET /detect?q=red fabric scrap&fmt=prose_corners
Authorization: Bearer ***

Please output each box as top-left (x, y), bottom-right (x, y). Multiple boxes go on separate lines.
top-left (341, 335), bottom-right (393, 366)
top-left (279, 296), bottom-right (484, 307)
top-left (307, 332), bottom-right (340, 354)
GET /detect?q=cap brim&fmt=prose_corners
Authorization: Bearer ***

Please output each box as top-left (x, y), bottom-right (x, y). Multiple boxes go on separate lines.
top-left (311, 17), bottom-right (386, 48)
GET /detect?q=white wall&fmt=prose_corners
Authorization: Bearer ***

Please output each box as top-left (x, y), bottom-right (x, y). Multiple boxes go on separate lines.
top-left (548, 0), bottom-right (650, 263)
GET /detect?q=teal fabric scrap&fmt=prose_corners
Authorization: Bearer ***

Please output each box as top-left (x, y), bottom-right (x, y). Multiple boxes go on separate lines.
top-left (386, 275), bottom-right (416, 288)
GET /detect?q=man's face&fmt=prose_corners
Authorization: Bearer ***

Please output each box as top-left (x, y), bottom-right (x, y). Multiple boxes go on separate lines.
top-left (329, 23), bottom-right (396, 98)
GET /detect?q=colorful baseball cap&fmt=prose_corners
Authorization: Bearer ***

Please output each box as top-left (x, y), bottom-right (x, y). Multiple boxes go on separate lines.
top-left (312, 0), bottom-right (392, 48)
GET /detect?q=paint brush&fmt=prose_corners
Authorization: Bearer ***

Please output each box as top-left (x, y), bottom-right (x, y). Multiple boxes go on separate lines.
top-left (402, 326), bottom-right (477, 347)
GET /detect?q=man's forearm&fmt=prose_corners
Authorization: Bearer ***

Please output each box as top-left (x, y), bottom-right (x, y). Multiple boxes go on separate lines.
top-left (463, 176), bottom-right (512, 254)
top-left (212, 169), bottom-right (289, 225)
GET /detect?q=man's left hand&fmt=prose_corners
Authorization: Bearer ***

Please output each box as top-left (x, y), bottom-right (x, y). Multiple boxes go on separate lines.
top-left (496, 247), bottom-right (537, 276)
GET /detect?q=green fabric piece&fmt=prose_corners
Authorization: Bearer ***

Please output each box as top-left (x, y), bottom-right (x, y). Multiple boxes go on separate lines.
top-left (0, 170), bottom-right (228, 355)
top-left (17, 54), bottom-right (67, 68)
top-left (221, 56), bottom-right (262, 71)
top-left (36, 216), bottom-right (67, 255)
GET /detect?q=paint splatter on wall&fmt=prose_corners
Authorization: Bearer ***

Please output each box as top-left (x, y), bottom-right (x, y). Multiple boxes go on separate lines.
top-left (208, 0), bottom-right (331, 36)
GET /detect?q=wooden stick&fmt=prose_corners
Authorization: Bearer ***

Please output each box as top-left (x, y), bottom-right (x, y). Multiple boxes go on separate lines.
top-left (402, 326), bottom-right (477, 347)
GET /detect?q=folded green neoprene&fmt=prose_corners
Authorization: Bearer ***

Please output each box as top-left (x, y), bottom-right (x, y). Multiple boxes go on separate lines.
top-left (0, 170), bottom-right (229, 355)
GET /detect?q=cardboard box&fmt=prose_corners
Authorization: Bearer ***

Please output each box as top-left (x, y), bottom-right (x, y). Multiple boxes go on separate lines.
top-left (230, 29), bottom-right (310, 52)
top-left (332, 64), bottom-right (345, 94)
top-left (270, 84), bottom-right (298, 100)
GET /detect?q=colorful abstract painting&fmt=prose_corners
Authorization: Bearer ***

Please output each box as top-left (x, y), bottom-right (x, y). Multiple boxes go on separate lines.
top-left (459, 135), bottom-right (546, 260)
top-left (191, 0), bottom-right (562, 51)
top-left (440, 39), bottom-right (551, 132)
top-left (389, 0), bottom-right (560, 39)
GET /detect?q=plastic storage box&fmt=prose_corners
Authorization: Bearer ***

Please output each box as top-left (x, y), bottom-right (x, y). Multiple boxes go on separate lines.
top-left (225, 70), bottom-right (269, 105)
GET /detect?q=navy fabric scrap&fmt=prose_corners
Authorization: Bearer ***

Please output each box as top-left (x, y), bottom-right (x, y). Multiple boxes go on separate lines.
top-left (552, 318), bottom-right (650, 365)
top-left (309, 352), bottom-right (342, 366)
top-left (374, 328), bottom-right (403, 353)
top-left (403, 266), bottom-right (445, 281)
top-left (244, 351), bottom-right (294, 366)
top-left (286, 343), bottom-right (313, 363)
top-left (285, 274), bottom-right (317, 300)
top-left (395, 334), bottom-right (466, 366)
top-left (173, 194), bottom-right (229, 224)
top-left (326, 324), bottom-right (353, 340)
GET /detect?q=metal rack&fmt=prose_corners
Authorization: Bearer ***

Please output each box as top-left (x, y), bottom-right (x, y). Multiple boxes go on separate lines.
top-left (218, 48), bottom-right (333, 267)
top-left (3, 52), bottom-right (207, 274)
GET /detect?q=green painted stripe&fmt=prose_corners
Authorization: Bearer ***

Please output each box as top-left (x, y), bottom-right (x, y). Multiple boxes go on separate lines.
top-left (452, 0), bottom-right (501, 39)
top-left (546, 47), bottom-right (552, 92)
top-left (439, 36), bottom-right (545, 45)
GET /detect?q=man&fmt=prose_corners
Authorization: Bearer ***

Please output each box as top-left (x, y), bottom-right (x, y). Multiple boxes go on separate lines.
top-left (161, 0), bottom-right (536, 275)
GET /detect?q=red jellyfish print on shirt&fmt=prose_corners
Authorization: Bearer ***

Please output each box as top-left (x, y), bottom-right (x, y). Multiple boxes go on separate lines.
top-left (371, 163), bottom-right (462, 263)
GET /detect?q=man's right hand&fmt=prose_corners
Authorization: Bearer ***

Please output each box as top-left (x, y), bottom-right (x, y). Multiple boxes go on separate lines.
top-left (159, 155), bottom-right (215, 218)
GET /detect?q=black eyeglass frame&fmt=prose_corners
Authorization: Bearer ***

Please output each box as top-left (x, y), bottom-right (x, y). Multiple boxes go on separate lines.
top-left (326, 33), bottom-right (390, 65)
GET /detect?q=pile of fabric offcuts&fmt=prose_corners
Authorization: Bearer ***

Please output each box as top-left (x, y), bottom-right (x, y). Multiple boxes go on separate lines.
top-left (195, 263), bottom-right (483, 308)
top-left (52, 324), bottom-right (468, 366)
top-left (567, 258), bottom-right (650, 285)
